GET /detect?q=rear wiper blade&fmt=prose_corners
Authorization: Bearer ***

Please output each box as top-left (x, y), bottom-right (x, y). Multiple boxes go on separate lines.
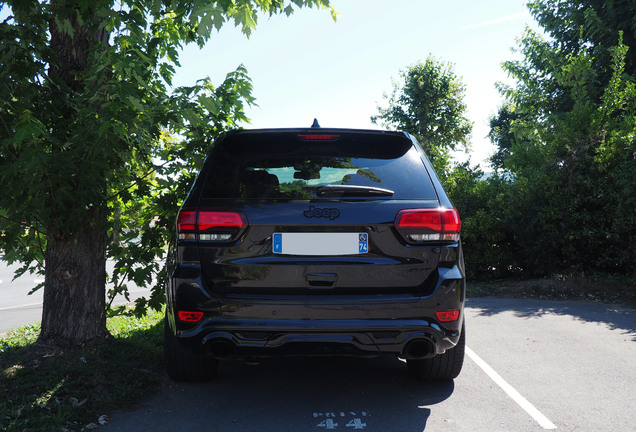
top-left (316, 185), bottom-right (394, 197)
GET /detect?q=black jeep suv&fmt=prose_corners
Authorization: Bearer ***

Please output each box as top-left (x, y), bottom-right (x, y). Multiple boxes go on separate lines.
top-left (164, 126), bottom-right (466, 381)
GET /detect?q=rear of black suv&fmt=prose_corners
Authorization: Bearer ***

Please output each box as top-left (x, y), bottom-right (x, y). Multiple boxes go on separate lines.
top-left (164, 128), bottom-right (466, 381)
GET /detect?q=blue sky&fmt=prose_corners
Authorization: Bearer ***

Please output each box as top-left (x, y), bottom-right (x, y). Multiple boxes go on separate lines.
top-left (173, 0), bottom-right (538, 168)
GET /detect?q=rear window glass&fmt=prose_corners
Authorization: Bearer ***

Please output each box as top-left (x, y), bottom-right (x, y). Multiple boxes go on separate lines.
top-left (202, 132), bottom-right (437, 200)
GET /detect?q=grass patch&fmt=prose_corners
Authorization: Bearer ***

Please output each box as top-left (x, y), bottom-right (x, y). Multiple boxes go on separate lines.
top-left (0, 309), bottom-right (165, 431)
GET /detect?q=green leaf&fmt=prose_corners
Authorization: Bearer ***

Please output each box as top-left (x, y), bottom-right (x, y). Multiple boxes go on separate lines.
top-left (198, 95), bottom-right (219, 114)
top-left (128, 95), bottom-right (144, 112)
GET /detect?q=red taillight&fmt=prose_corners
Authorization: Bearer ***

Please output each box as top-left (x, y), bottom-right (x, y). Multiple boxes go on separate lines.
top-left (198, 211), bottom-right (246, 231)
top-left (177, 210), bottom-right (197, 232)
top-left (297, 134), bottom-right (340, 141)
top-left (395, 210), bottom-right (443, 231)
top-left (178, 311), bottom-right (204, 322)
top-left (177, 209), bottom-right (247, 241)
top-left (443, 209), bottom-right (461, 233)
top-left (435, 310), bottom-right (460, 322)
top-left (394, 208), bottom-right (461, 242)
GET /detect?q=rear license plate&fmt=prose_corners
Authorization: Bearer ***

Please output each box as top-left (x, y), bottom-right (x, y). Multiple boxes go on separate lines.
top-left (272, 233), bottom-right (368, 255)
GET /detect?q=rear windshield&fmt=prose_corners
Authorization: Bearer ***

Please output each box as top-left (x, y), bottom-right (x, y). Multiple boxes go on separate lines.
top-left (201, 131), bottom-right (437, 200)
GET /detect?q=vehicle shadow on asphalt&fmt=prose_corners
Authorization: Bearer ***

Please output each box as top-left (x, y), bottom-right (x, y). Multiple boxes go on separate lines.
top-left (467, 297), bottom-right (636, 341)
top-left (104, 356), bottom-right (454, 431)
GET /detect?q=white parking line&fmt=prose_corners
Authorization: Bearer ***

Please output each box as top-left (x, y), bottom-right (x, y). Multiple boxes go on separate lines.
top-left (466, 346), bottom-right (557, 429)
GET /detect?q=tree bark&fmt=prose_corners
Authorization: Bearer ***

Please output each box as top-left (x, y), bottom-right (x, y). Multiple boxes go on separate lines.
top-left (39, 210), bottom-right (110, 346)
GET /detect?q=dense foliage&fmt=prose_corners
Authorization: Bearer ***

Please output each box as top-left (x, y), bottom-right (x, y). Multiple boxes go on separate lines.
top-left (375, 1), bottom-right (636, 281)
top-left (0, 0), bottom-right (335, 345)
top-left (480, 0), bottom-right (636, 278)
top-left (462, 0), bottom-right (636, 279)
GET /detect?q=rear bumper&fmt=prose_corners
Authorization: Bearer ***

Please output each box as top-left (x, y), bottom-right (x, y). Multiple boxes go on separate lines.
top-left (167, 266), bottom-right (465, 360)
top-left (192, 318), bottom-right (462, 359)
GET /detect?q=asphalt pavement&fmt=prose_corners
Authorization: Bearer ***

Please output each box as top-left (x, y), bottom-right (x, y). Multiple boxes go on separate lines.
top-left (101, 297), bottom-right (636, 432)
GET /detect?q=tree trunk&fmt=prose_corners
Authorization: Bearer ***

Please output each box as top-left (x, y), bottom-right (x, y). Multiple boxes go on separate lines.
top-left (36, 2), bottom-right (112, 347)
top-left (39, 210), bottom-right (110, 346)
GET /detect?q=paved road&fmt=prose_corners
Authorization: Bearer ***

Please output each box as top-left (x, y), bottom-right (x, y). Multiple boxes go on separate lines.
top-left (0, 260), bottom-right (45, 333)
top-left (102, 297), bottom-right (635, 432)
top-left (0, 260), bottom-right (152, 333)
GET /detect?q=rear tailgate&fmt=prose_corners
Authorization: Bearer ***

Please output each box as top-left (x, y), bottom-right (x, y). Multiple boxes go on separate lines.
top-left (196, 199), bottom-right (441, 295)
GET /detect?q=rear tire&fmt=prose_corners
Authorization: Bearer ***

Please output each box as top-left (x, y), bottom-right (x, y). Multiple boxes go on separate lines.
top-left (164, 316), bottom-right (218, 382)
top-left (407, 322), bottom-right (465, 381)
